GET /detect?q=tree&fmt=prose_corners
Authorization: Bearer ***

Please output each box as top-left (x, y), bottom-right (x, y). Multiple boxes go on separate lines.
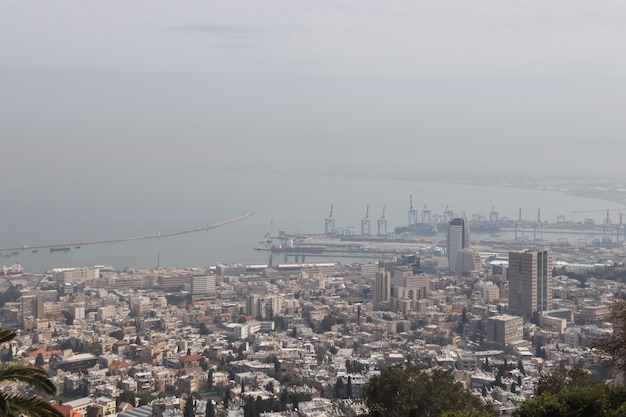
top-left (117, 390), bottom-right (136, 407)
top-left (207, 369), bottom-right (214, 391)
top-left (534, 367), bottom-right (603, 396)
top-left (109, 329), bottom-right (124, 340)
top-left (199, 323), bottom-right (210, 335)
top-left (61, 311), bottom-right (74, 325)
top-left (184, 396), bottom-right (194, 417)
top-left (346, 376), bottom-right (353, 399)
top-left (223, 389), bottom-right (231, 409)
top-left (514, 386), bottom-right (626, 417)
top-left (35, 353), bottom-right (45, 366)
top-left (205, 400), bottom-right (215, 417)
top-left (0, 328), bottom-right (63, 417)
top-left (333, 377), bottom-right (346, 399)
top-left (86, 406), bottom-right (99, 417)
top-left (365, 365), bottom-right (495, 417)
top-left (595, 300), bottom-right (626, 373)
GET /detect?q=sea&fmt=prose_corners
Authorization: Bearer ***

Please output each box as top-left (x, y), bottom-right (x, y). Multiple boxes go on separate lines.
top-left (2, 171), bottom-right (623, 273)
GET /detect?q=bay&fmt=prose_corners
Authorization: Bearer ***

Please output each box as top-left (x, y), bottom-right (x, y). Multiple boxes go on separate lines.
top-left (1, 171), bottom-right (622, 273)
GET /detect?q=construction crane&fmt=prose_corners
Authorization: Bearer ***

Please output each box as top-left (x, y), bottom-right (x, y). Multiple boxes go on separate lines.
top-left (325, 204), bottom-right (335, 235)
top-left (408, 195), bottom-right (418, 226)
top-left (361, 205), bottom-right (371, 235)
top-left (377, 205), bottom-right (387, 236)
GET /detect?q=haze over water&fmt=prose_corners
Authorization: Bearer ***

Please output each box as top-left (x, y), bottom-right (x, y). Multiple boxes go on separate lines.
top-left (2, 171), bottom-right (622, 273)
top-left (2, 2), bottom-right (625, 273)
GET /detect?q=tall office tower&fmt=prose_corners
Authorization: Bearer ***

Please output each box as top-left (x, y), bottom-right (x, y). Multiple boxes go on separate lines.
top-left (446, 214), bottom-right (470, 274)
top-left (374, 269), bottom-right (391, 310)
top-left (508, 249), bottom-right (552, 319)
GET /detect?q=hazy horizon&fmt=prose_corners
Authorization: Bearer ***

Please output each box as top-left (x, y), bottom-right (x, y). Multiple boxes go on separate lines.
top-left (2, 1), bottom-right (626, 192)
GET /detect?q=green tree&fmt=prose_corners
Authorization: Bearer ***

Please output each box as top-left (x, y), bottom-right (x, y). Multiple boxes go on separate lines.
top-left (35, 353), bottom-right (45, 366)
top-left (346, 376), bottom-right (353, 398)
top-left (0, 328), bottom-right (63, 417)
top-left (205, 400), bottom-right (215, 417)
top-left (207, 369), bottom-right (214, 391)
top-left (184, 396), bottom-right (194, 417)
top-left (365, 365), bottom-right (495, 417)
top-left (86, 406), bottom-right (99, 417)
top-left (333, 377), bottom-right (346, 399)
top-left (223, 389), bottom-right (231, 409)
top-left (116, 390), bottom-right (136, 407)
top-left (199, 323), bottom-right (210, 335)
top-left (534, 367), bottom-right (603, 396)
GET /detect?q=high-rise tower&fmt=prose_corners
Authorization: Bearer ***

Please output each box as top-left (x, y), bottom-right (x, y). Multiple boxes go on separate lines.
top-left (508, 249), bottom-right (552, 319)
top-left (446, 214), bottom-right (470, 274)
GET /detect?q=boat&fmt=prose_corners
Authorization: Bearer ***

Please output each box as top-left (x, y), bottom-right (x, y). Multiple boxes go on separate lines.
top-left (32, 249), bottom-right (38, 253)
top-left (1, 263), bottom-right (23, 276)
top-left (394, 223), bottom-right (439, 236)
top-left (10, 251), bottom-right (18, 256)
top-left (270, 245), bottom-right (325, 254)
top-left (75, 246), bottom-right (81, 249)
top-left (50, 246), bottom-right (71, 252)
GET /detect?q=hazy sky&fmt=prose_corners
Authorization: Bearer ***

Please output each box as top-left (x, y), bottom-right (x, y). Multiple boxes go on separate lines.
top-left (2, 1), bottom-right (626, 180)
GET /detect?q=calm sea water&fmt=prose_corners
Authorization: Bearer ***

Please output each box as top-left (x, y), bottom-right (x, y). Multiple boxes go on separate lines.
top-left (2, 171), bottom-right (622, 273)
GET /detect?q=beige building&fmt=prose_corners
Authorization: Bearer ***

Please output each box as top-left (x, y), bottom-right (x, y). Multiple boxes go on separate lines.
top-left (486, 314), bottom-right (523, 346)
top-left (374, 269), bottom-right (391, 310)
top-left (508, 249), bottom-right (552, 319)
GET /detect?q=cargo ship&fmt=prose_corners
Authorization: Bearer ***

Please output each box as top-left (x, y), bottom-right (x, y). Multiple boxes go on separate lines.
top-left (394, 223), bottom-right (439, 236)
top-left (269, 245), bottom-right (325, 254)
top-left (50, 246), bottom-right (71, 252)
top-left (1, 263), bottom-right (22, 276)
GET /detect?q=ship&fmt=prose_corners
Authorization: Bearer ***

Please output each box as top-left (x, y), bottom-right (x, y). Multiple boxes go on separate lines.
top-left (469, 221), bottom-right (501, 234)
top-left (1, 263), bottom-right (23, 276)
top-left (394, 223), bottom-right (439, 236)
top-left (50, 246), bottom-right (71, 252)
top-left (269, 245), bottom-right (325, 254)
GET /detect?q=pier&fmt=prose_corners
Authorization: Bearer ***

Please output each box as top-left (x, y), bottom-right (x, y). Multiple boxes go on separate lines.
top-left (0, 211), bottom-right (255, 252)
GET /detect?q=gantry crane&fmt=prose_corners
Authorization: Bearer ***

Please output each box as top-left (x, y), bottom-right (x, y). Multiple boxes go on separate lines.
top-left (408, 195), bottom-right (418, 226)
top-left (325, 204), bottom-right (336, 235)
top-left (361, 205), bottom-right (371, 235)
top-left (377, 205), bottom-right (387, 236)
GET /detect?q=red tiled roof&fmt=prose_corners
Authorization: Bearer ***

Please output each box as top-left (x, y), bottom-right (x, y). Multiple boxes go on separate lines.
top-left (27, 349), bottom-right (62, 357)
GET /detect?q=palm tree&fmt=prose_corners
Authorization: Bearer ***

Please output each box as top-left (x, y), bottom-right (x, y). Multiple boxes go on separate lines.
top-left (0, 327), bottom-right (63, 417)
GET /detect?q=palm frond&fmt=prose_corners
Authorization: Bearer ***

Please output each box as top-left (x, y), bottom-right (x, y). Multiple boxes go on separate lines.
top-left (0, 393), bottom-right (63, 417)
top-left (0, 362), bottom-right (56, 395)
top-left (0, 327), bottom-right (17, 345)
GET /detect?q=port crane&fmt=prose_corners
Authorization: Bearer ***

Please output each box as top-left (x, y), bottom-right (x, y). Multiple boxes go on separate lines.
top-left (325, 204), bottom-right (336, 235)
top-left (421, 205), bottom-right (432, 224)
top-left (408, 195), bottom-right (418, 226)
top-left (361, 205), bottom-right (371, 235)
top-left (377, 205), bottom-right (387, 236)
top-left (571, 208), bottom-right (626, 242)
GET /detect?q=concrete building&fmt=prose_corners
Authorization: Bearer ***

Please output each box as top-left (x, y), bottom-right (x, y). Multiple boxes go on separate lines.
top-left (52, 267), bottom-right (100, 285)
top-left (508, 249), bottom-right (552, 320)
top-left (455, 247), bottom-right (482, 277)
top-left (486, 314), bottom-right (524, 346)
top-left (191, 275), bottom-right (216, 296)
top-left (374, 269), bottom-right (391, 310)
top-left (446, 215), bottom-right (470, 274)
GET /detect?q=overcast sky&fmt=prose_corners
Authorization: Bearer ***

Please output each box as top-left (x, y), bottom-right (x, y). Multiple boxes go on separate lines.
top-left (2, 1), bottom-right (626, 180)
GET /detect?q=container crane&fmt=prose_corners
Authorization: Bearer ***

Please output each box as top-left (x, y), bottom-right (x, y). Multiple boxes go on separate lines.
top-left (325, 204), bottom-right (336, 235)
top-left (361, 205), bottom-right (371, 235)
top-left (377, 205), bottom-right (387, 236)
top-left (408, 195), bottom-right (418, 226)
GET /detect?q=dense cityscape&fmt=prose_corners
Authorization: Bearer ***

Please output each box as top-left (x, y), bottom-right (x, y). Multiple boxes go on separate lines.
top-left (2, 202), bottom-right (626, 417)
